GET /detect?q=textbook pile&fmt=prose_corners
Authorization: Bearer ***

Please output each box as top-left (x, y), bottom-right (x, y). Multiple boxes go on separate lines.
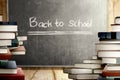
top-left (63, 55), bottom-right (102, 80)
top-left (97, 16), bottom-right (120, 80)
top-left (0, 22), bottom-right (27, 80)
top-left (64, 16), bottom-right (120, 80)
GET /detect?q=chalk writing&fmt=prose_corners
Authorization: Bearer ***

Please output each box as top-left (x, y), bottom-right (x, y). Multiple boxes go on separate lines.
top-left (29, 17), bottom-right (93, 28)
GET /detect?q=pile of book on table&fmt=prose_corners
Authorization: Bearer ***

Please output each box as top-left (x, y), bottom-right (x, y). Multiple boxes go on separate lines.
top-left (97, 16), bottom-right (120, 80)
top-left (63, 16), bottom-right (120, 80)
top-left (0, 22), bottom-right (27, 80)
top-left (63, 55), bottom-right (102, 80)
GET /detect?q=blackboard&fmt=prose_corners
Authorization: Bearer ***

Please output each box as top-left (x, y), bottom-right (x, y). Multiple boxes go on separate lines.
top-left (8, 0), bottom-right (107, 66)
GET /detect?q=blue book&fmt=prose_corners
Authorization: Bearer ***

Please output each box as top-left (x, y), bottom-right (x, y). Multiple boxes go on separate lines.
top-left (98, 32), bottom-right (120, 40)
top-left (0, 22), bottom-right (17, 25)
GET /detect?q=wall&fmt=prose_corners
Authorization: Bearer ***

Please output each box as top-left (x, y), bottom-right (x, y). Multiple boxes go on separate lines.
top-left (0, 0), bottom-right (120, 80)
top-left (108, 0), bottom-right (120, 31)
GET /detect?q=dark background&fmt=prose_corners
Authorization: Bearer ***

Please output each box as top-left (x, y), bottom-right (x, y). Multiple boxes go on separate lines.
top-left (8, 0), bottom-right (107, 66)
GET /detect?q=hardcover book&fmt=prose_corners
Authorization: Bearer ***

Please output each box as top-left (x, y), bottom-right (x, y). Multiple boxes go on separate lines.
top-left (10, 46), bottom-right (25, 55)
top-left (98, 32), bottom-right (120, 40)
top-left (0, 60), bottom-right (17, 74)
top-left (0, 68), bottom-right (24, 80)
top-left (63, 68), bottom-right (92, 74)
top-left (96, 43), bottom-right (120, 50)
top-left (69, 74), bottom-right (99, 79)
top-left (0, 49), bottom-right (11, 60)
top-left (98, 50), bottom-right (120, 58)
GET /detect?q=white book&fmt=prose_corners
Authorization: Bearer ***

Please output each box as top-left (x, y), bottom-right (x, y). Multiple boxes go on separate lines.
top-left (93, 69), bottom-right (102, 74)
top-left (98, 50), bottom-right (120, 58)
top-left (105, 64), bottom-right (120, 71)
top-left (96, 43), bottom-right (120, 50)
top-left (102, 58), bottom-right (120, 64)
top-left (11, 46), bottom-right (25, 55)
top-left (83, 59), bottom-right (102, 64)
top-left (0, 25), bottom-right (18, 32)
top-left (0, 69), bottom-right (17, 74)
top-left (0, 40), bottom-right (11, 46)
top-left (115, 17), bottom-right (120, 24)
top-left (0, 47), bottom-right (8, 53)
top-left (17, 36), bottom-right (27, 41)
top-left (0, 33), bottom-right (15, 39)
top-left (19, 41), bottom-right (23, 45)
top-left (11, 51), bottom-right (25, 55)
top-left (69, 74), bottom-right (99, 79)
top-left (74, 64), bottom-right (101, 69)
top-left (92, 55), bottom-right (98, 59)
top-left (63, 68), bottom-right (92, 74)
top-left (111, 24), bottom-right (120, 32)
top-left (0, 16), bottom-right (2, 21)
top-left (100, 40), bottom-right (120, 43)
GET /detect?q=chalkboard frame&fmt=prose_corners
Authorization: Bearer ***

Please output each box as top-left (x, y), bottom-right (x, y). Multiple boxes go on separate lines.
top-left (7, 0), bottom-right (108, 67)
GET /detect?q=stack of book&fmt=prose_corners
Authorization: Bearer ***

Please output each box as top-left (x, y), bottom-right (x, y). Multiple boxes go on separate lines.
top-left (64, 16), bottom-right (120, 80)
top-left (63, 55), bottom-right (102, 80)
top-left (97, 16), bottom-right (120, 80)
top-left (0, 22), bottom-right (27, 80)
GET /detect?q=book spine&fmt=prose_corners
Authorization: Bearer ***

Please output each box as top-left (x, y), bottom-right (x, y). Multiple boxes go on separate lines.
top-left (0, 60), bottom-right (8, 67)
top-left (98, 32), bottom-right (120, 40)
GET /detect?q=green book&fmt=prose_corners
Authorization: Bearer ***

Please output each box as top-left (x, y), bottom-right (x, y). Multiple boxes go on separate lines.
top-left (8, 37), bottom-right (19, 47)
top-left (0, 60), bottom-right (8, 67)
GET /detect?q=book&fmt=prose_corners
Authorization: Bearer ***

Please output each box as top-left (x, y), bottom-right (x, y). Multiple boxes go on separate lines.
top-left (111, 24), bottom-right (120, 32)
top-left (0, 60), bottom-right (17, 74)
top-left (0, 24), bottom-right (17, 32)
top-left (103, 70), bottom-right (120, 77)
top-left (0, 16), bottom-right (2, 21)
top-left (19, 41), bottom-right (23, 46)
top-left (96, 43), bottom-right (120, 50)
top-left (83, 59), bottom-right (102, 64)
top-left (8, 37), bottom-right (19, 47)
top-left (74, 64), bottom-right (101, 69)
top-left (63, 68), bottom-right (92, 74)
top-left (97, 77), bottom-right (107, 80)
top-left (98, 32), bottom-right (120, 40)
top-left (0, 60), bottom-right (8, 67)
top-left (106, 77), bottom-right (120, 80)
top-left (98, 50), bottom-right (120, 58)
top-left (102, 58), bottom-right (120, 64)
top-left (0, 49), bottom-right (11, 60)
top-left (115, 16), bottom-right (120, 24)
top-left (92, 55), bottom-right (98, 59)
top-left (0, 40), bottom-right (11, 46)
top-left (11, 46), bottom-right (25, 55)
top-left (100, 40), bottom-right (120, 43)
top-left (0, 22), bottom-right (17, 25)
top-left (0, 47), bottom-right (8, 53)
top-left (97, 77), bottom-right (120, 80)
top-left (104, 64), bottom-right (120, 71)
top-left (0, 33), bottom-right (15, 39)
top-left (93, 69), bottom-right (102, 74)
top-left (17, 36), bottom-right (27, 41)
top-left (0, 68), bottom-right (24, 80)
top-left (103, 65), bottom-right (120, 76)
top-left (69, 74), bottom-right (99, 79)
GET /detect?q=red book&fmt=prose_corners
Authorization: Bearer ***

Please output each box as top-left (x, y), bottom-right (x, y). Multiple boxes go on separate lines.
top-left (0, 68), bottom-right (24, 80)
top-left (0, 49), bottom-right (11, 60)
top-left (103, 70), bottom-right (120, 76)
top-left (102, 65), bottom-right (120, 76)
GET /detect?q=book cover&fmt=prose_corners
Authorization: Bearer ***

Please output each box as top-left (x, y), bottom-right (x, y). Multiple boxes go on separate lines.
top-left (10, 46), bottom-right (25, 55)
top-left (0, 68), bottom-right (24, 80)
top-left (0, 49), bottom-right (11, 60)
top-left (0, 60), bottom-right (17, 74)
